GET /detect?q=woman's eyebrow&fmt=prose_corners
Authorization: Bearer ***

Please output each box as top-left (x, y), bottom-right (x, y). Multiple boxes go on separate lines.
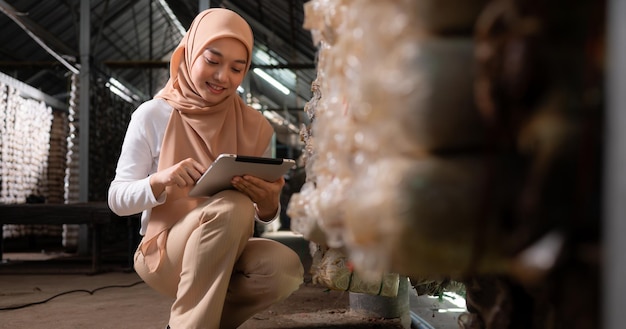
top-left (207, 48), bottom-right (247, 65)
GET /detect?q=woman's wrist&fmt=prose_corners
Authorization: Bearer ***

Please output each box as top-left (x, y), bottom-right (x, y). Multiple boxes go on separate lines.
top-left (149, 175), bottom-right (166, 199)
top-left (256, 203), bottom-right (278, 221)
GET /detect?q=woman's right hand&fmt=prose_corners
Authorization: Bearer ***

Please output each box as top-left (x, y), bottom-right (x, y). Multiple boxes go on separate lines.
top-left (149, 158), bottom-right (206, 198)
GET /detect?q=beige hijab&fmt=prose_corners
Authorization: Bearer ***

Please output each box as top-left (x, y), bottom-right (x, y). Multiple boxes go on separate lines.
top-left (141, 8), bottom-right (274, 272)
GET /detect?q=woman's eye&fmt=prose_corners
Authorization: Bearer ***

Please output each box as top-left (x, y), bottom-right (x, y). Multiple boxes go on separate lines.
top-left (204, 57), bottom-right (218, 65)
top-left (231, 68), bottom-right (242, 73)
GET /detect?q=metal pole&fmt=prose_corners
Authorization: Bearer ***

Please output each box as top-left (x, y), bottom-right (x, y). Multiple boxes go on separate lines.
top-left (149, 0), bottom-right (153, 95)
top-left (603, 0), bottom-right (626, 328)
top-left (79, 0), bottom-right (90, 202)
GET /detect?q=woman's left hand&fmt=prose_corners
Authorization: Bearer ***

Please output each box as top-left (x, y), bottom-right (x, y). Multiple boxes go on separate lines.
top-left (231, 175), bottom-right (285, 220)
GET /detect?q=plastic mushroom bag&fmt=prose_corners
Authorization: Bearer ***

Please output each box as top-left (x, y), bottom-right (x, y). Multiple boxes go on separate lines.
top-left (310, 245), bottom-right (400, 297)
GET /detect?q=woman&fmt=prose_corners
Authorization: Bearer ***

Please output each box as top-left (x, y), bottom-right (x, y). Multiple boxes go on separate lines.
top-left (108, 8), bottom-right (304, 329)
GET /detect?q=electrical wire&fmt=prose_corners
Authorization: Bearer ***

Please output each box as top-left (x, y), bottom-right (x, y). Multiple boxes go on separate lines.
top-left (0, 280), bottom-right (145, 311)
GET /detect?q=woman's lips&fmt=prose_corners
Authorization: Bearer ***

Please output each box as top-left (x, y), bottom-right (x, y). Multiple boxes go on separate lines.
top-left (207, 82), bottom-right (225, 94)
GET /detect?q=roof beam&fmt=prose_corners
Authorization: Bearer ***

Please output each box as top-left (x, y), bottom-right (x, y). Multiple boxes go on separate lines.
top-left (0, 0), bottom-right (79, 74)
top-left (0, 60), bottom-right (66, 68)
top-left (0, 71), bottom-right (67, 110)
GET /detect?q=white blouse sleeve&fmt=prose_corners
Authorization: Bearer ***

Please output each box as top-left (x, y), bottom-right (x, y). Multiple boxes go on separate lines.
top-left (107, 100), bottom-right (169, 217)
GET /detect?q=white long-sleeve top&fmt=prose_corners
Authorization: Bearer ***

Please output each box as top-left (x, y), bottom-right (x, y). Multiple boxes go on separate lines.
top-left (107, 98), bottom-right (278, 235)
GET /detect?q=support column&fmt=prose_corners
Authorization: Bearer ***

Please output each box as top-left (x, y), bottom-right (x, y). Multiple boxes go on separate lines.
top-left (77, 0), bottom-right (91, 255)
top-left (79, 0), bottom-right (90, 202)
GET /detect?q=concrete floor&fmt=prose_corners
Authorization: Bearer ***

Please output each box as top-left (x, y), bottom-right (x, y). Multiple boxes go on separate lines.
top-left (0, 231), bottom-right (463, 328)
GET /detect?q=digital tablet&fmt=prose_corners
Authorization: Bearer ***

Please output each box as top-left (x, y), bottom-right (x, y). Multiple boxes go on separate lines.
top-left (188, 154), bottom-right (296, 197)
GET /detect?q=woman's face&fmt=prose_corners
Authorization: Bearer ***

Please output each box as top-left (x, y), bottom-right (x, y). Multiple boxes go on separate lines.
top-left (190, 37), bottom-right (248, 106)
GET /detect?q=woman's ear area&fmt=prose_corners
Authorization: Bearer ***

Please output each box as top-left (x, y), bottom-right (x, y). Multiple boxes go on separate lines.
top-left (167, 45), bottom-right (188, 80)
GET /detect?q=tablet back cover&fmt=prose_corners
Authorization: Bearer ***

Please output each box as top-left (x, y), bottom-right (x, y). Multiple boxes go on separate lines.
top-left (188, 154), bottom-right (295, 197)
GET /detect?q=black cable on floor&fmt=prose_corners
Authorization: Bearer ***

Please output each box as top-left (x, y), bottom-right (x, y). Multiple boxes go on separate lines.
top-left (0, 280), bottom-right (145, 311)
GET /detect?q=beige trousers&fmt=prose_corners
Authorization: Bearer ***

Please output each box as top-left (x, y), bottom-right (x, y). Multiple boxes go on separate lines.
top-left (134, 190), bottom-right (304, 329)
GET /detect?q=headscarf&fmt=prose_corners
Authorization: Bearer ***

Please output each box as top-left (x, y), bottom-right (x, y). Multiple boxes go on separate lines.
top-left (141, 8), bottom-right (274, 272)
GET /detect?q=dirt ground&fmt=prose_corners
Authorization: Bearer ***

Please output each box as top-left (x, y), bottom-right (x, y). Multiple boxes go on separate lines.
top-left (0, 231), bottom-right (464, 328)
top-left (240, 282), bottom-right (407, 329)
top-left (0, 268), bottom-right (406, 329)
top-left (0, 230), bottom-right (410, 329)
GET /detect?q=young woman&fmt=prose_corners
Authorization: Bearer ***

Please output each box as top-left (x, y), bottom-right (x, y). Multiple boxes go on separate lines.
top-left (108, 8), bottom-right (304, 329)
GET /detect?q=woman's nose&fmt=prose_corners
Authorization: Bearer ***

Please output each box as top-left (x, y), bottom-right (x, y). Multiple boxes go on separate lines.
top-left (213, 66), bottom-right (227, 82)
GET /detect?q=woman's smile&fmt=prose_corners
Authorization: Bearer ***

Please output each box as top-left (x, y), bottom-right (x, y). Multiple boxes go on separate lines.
top-left (207, 82), bottom-right (225, 94)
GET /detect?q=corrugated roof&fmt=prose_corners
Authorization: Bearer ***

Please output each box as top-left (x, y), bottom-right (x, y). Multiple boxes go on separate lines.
top-left (0, 0), bottom-right (316, 131)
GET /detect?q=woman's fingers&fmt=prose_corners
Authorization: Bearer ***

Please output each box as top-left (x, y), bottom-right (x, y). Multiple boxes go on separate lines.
top-left (167, 158), bottom-right (206, 187)
top-left (232, 176), bottom-right (264, 200)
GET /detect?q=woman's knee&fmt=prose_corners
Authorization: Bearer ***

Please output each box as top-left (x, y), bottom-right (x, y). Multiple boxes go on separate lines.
top-left (199, 190), bottom-right (255, 235)
top-left (265, 247), bottom-right (304, 301)
top-left (204, 190), bottom-right (254, 218)
top-left (278, 246), bottom-right (305, 289)
top-left (243, 239), bottom-right (304, 295)
top-left (134, 248), bottom-right (179, 298)
top-left (276, 245), bottom-right (304, 279)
